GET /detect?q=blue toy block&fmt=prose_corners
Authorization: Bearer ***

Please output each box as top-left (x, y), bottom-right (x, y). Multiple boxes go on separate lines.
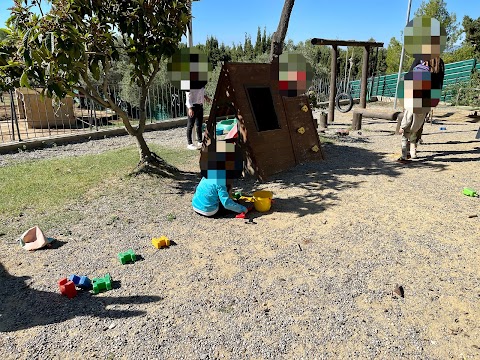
top-left (92, 273), bottom-right (112, 294)
top-left (68, 274), bottom-right (81, 284)
top-left (68, 274), bottom-right (92, 290)
top-left (118, 249), bottom-right (136, 265)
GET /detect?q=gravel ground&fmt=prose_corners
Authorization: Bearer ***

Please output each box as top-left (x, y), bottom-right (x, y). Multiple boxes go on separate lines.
top-left (0, 104), bottom-right (479, 359)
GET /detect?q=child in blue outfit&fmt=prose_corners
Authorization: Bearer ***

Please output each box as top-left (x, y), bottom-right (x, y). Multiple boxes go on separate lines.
top-left (193, 135), bottom-right (248, 217)
top-left (192, 177), bottom-right (247, 217)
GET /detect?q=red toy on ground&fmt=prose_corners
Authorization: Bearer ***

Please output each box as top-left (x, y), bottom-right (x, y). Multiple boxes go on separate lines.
top-left (58, 278), bottom-right (77, 298)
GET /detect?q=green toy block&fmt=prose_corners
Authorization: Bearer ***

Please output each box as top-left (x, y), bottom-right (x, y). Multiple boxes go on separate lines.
top-left (118, 249), bottom-right (136, 264)
top-left (92, 273), bottom-right (112, 294)
top-left (463, 188), bottom-right (478, 197)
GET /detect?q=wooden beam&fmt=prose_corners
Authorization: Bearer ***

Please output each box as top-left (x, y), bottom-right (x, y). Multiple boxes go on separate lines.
top-left (360, 46), bottom-right (370, 108)
top-left (311, 38), bottom-right (384, 47)
top-left (328, 45), bottom-right (338, 123)
top-left (352, 108), bottom-right (403, 130)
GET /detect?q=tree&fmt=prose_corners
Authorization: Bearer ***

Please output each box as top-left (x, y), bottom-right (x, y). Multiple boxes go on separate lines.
top-left (442, 44), bottom-right (474, 63)
top-left (261, 27), bottom-right (268, 53)
top-left (6, 0), bottom-right (190, 168)
top-left (414, 0), bottom-right (461, 51)
top-left (385, 37), bottom-right (413, 74)
top-left (0, 28), bottom-right (9, 43)
top-left (243, 34), bottom-right (254, 61)
top-left (254, 27), bottom-right (262, 56)
top-left (463, 16), bottom-right (480, 58)
top-left (269, 0), bottom-right (295, 62)
top-left (205, 36), bottom-right (220, 69)
top-left (218, 42), bottom-right (231, 63)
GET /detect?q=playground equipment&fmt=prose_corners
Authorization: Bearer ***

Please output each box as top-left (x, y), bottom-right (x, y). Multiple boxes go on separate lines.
top-left (15, 88), bottom-right (75, 129)
top-left (311, 39), bottom-right (384, 123)
top-left (334, 47), bottom-right (355, 113)
top-left (201, 60), bottom-right (324, 180)
top-left (352, 108), bottom-right (403, 130)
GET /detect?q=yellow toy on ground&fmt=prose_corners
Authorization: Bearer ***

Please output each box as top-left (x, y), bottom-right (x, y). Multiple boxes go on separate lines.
top-left (152, 236), bottom-right (170, 249)
top-left (233, 191), bottom-right (274, 212)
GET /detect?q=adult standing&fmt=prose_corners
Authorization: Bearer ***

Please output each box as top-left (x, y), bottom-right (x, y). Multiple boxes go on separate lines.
top-left (186, 87), bottom-right (211, 150)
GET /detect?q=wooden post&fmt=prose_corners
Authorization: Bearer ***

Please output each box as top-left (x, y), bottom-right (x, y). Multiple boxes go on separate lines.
top-left (328, 45), bottom-right (338, 123)
top-left (360, 46), bottom-right (370, 109)
top-left (352, 111), bottom-right (362, 130)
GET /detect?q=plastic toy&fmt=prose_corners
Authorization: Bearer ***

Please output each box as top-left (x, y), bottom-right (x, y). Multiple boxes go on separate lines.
top-left (118, 249), bottom-right (136, 264)
top-left (68, 274), bottom-right (92, 290)
top-left (234, 191), bottom-right (273, 212)
top-left (92, 273), bottom-right (112, 294)
top-left (152, 236), bottom-right (170, 249)
top-left (252, 191), bottom-right (273, 212)
top-left (463, 188), bottom-right (478, 197)
top-left (58, 278), bottom-right (77, 298)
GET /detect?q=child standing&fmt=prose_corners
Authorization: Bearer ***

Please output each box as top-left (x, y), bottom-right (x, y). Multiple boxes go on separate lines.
top-left (399, 61), bottom-right (431, 162)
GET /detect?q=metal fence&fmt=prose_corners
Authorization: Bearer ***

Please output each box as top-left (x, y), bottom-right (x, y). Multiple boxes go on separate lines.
top-left (309, 76), bottom-right (351, 104)
top-left (0, 83), bottom-right (187, 145)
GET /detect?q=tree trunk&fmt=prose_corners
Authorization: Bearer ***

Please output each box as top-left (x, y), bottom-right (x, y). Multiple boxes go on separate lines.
top-left (135, 130), bottom-right (152, 160)
top-left (269, 0), bottom-right (295, 62)
top-left (107, 96), bottom-right (154, 164)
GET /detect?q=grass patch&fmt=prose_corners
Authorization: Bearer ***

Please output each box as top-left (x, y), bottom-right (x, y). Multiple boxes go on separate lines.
top-left (0, 144), bottom-right (197, 218)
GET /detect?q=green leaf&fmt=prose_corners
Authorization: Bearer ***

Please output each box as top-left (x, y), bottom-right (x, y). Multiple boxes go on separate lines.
top-left (51, 83), bottom-right (64, 98)
top-left (20, 71), bottom-right (29, 87)
top-left (90, 61), bottom-right (100, 80)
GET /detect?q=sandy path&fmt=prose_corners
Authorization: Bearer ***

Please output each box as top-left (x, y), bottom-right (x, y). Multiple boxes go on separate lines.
top-left (0, 104), bottom-right (479, 359)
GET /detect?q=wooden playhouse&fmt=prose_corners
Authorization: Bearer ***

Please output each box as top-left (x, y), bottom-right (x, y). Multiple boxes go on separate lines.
top-left (202, 60), bottom-right (324, 180)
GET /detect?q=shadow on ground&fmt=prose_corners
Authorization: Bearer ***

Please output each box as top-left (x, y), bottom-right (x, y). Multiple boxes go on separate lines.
top-left (237, 141), bottom-right (449, 218)
top-left (0, 263), bottom-right (161, 333)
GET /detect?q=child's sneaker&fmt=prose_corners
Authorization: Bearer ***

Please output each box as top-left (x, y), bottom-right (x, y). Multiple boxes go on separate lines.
top-left (187, 144), bottom-right (198, 150)
top-left (410, 143), bottom-right (417, 159)
top-left (197, 142), bottom-right (203, 148)
top-left (396, 157), bottom-right (411, 164)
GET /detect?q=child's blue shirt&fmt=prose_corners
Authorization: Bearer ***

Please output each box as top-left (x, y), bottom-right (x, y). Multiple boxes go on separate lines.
top-left (192, 177), bottom-right (247, 216)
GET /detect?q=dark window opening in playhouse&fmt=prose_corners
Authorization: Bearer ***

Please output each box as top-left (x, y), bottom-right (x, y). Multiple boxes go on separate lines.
top-left (246, 87), bottom-right (280, 132)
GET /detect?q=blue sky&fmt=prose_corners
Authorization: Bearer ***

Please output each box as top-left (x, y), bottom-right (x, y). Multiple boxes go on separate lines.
top-left (1, 0), bottom-right (479, 48)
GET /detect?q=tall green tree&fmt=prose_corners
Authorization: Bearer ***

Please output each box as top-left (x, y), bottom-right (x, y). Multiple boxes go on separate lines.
top-left (261, 27), bottom-right (268, 53)
top-left (463, 16), bottom-right (480, 58)
top-left (254, 26), bottom-right (262, 56)
top-left (414, 0), bottom-right (461, 51)
top-left (5, 0), bottom-right (190, 168)
top-left (205, 36), bottom-right (220, 69)
top-left (385, 37), bottom-right (413, 74)
top-left (243, 34), bottom-right (254, 60)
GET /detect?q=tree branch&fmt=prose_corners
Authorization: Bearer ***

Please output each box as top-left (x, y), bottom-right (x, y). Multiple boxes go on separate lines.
top-left (73, 84), bottom-right (109, 108)
top-left (146, 60), bottom-right (160, 88)
top-left (269, 0), bottom-right (295, 62)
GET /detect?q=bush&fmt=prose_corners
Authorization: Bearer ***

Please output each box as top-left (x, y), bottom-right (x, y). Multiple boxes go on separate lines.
top-left (445, 71), bottom-right (480, 107)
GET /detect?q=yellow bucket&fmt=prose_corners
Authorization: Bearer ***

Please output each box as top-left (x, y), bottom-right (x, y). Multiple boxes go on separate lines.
top-left (253, 191), bottom-right (273, 212)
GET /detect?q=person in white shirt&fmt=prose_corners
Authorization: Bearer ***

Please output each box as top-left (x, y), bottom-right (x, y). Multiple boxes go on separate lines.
top-left (185, 88), bottom-right (211, 150)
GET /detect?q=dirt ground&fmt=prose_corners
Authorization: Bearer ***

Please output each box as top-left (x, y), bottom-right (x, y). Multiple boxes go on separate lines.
top-left (0, 103), bottom-right (479, 359)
